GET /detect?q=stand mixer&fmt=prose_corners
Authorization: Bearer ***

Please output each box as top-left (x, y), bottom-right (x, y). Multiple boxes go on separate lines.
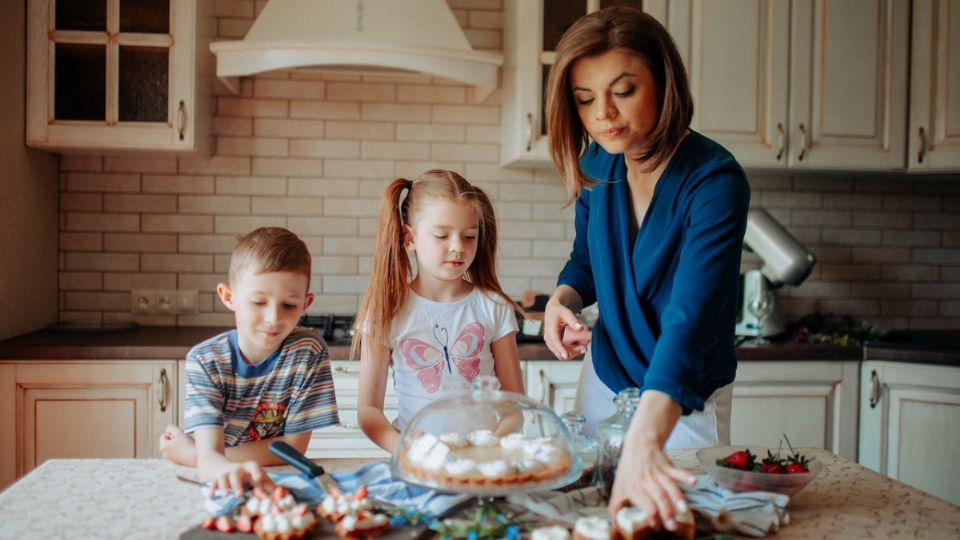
top-left (736, 208), bottom-right (817, 337)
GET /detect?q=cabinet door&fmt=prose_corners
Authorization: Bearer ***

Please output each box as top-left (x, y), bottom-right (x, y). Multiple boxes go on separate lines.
top-left (0, 365), bottom-right (15, 490)
top-left (908, 0), bottom-right (960, 170)
top-left (307, 361), bottom-right (397, 459)
top-left (731, 361), bottom-right (859, 461)
top-left (859, 361), bottom-right (960, 505)
top-left (525, 360), bottom-right (583, 417)
top-left (788, 0), bottom-right (908, 169)
top-left (26, 0), bottom-right (212, 153)
top-left (16, 361), bottom-right (176, 476)
top-left (686, 0), bottom-right (791, 168)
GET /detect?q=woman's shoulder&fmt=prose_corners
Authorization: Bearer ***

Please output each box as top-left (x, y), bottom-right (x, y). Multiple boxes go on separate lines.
top-left (679, 131), bottom-right (745, 173)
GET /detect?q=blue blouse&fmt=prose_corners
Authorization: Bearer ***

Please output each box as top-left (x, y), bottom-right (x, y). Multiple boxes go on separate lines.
top-left (558, 131), bottom-right (750, 414)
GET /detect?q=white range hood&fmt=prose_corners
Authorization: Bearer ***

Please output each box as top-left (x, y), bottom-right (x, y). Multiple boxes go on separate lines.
top-left (209, 0), bottom-right (502, 100)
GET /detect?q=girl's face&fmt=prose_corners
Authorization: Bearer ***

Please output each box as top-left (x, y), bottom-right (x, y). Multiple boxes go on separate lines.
top-left (406, 199), bottom-right (480, 288)
top-left (570, 48), bottom-right (660, 158)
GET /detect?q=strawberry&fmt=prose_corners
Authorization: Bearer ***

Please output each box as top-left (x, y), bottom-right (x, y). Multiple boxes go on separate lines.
top-left (236, 514), bottom-right (253, 533)
top-left (785, 462), bottom-right (808, 474)
top-left (717, 449), bottom-right (755, 470)
top-left (201, 517), bottom-right (216, 530)
top-left (760, 462), bottom-right (783, 473)
top-left (215, 515), bottom-right (234, 533)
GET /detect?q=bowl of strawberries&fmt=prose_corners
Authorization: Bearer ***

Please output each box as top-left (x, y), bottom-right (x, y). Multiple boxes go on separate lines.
top-left (697, 437), bottom-right (823, 496)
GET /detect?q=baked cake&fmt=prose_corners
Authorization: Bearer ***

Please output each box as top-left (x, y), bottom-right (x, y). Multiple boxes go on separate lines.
top-left (397, 430), bottom-right (574, 487)
top-left (572, 516), bottom-right (612, 540)
top-left (614, 506), bottom-right (654, 539)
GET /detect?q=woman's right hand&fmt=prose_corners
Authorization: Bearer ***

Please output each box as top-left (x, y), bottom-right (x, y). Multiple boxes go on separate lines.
top-left (544, 287), bottom-right (590, 360)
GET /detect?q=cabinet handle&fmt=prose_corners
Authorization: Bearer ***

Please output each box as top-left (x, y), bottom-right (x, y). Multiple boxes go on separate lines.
top-left (336, 422), bottom-right (359, 430)
top-left (158, 368), bottom-right (168, 412)
top-left (797, 123), bottom-right (807, 161)
top-left (334, 365), bottom-right (359, 374)
top-left (537, 369), bottom-right (548, 436)
top-left (176, 101), bottom-right (186, 141)
top-left (869, 369), bottom-right (881, 409)
top-left (525, 113), bottom-right (534, 152)
top-left (917, 127), bottom-right (927, 164)
top-left (775, 123), bottom-right (785, 161)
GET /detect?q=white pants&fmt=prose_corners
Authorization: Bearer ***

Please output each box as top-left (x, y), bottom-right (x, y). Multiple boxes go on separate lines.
top-left (574, 347), bottom-right (732, 449)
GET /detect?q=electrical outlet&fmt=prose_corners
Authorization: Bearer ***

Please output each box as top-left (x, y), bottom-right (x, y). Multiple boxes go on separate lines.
top-left (177, 290), bottom-right (198, 314)
top-left (156, 290), bottom-right (177, 315)
top-left (131, 290), bottom-right (157, 314)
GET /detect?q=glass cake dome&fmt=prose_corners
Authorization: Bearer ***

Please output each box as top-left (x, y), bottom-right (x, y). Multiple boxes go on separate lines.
top-left (391, 375), bottom-right (582, 496)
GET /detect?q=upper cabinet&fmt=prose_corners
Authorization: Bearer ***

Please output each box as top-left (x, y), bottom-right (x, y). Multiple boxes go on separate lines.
top-left (908, 0), bottom-right (960, 170)
top-left (675, 0), bottom-right (908, 170)
top-left (501, 0), bottom-right (644, 168)
top-left (26, 0), bottom-right (213, 154)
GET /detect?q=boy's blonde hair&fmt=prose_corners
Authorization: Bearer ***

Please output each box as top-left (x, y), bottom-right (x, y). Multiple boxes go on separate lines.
top-left (229, 227), bottom-right (312, 290)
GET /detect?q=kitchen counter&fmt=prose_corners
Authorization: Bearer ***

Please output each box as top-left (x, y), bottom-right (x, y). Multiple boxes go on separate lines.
top-left (0, 449), bottom-right (957, 539)
top-left (0, 326), bottom-right (865, 362)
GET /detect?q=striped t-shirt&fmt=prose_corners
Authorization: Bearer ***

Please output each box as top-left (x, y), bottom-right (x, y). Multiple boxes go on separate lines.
top-left (184, 327), bottom-right (339, 447)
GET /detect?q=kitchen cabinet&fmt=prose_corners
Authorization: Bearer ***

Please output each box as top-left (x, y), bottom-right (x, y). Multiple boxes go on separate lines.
top-left (730, 360), bottom-right (859, 461)
top-left (669, 0), bottom-right (908, 170)
top-left (501, 0), bottom-right (644, 168)
top-left (525, 360), bottom-right (583, 419)
top-left (0, 360), bottom-right (177, 485)
top-left (307, 361), bottom-right (398, 459)
top-left (26, 0), bottom-right (213, 153)
top-left (858, 361), bottom-right (960, 505)
top-left (908, 0), bottom-right (960, 170)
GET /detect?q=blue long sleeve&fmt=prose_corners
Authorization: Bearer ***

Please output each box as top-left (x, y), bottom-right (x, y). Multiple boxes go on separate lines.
top-left (557, 132), bottom-right (749, 414)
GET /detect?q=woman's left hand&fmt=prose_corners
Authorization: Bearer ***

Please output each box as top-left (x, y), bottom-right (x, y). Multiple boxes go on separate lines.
top-left (608, 440), bottom-right (694, 531)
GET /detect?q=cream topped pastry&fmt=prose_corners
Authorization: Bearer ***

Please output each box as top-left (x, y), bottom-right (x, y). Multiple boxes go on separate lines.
top-left (531, 525), bottom-right (572, 540)
top-left (439, 431), bottom-right (468, 448)
top-left (573, 516), bottom-right (612, 540)
top-left (615, 506), bottom-right (653, 539)
top-left (499, 432), bottom-right (527, 451)
top-left (466, 429), bottom-right (499, 447)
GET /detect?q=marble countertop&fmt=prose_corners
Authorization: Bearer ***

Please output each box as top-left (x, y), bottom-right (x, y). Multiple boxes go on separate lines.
top-left (1, 449), bottom-right (957, 539)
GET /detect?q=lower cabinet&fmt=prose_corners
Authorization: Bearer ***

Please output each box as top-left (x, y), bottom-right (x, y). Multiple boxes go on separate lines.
top-left (306, 361), bottom-right (398, 459)
top-left (858, 361), bottom-right (960, 505)
top-left (0, 360), bottom-right (177, 489)
top-left (730, 361), bottom-right (860, 461)
top-left (524, 360), bottom-right (583, 419)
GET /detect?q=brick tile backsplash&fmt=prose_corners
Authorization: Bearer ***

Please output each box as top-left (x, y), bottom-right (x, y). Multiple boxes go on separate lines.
top-left (53, 1), bottom-right (960, 332)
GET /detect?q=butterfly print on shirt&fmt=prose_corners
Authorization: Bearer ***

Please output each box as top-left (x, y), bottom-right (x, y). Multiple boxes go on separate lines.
top-left (400, 322), bottom-right (485, 393)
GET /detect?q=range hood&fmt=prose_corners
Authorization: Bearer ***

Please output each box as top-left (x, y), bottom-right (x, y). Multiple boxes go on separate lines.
top-left (209, 0), bottom-right (502, 100)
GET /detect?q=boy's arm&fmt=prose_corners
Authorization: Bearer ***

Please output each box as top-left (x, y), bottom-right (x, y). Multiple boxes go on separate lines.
top-left (224, 431), bottom-right (312, 463)
top-left (491, 332), bottom-right (525, 435)
top-left (194, 427), bottom-right (275, 496)
top-left (357, 338), bottom-right (399, 453)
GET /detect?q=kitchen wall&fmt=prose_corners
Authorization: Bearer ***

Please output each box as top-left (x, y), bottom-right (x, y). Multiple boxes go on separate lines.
top-left (55, 0), bottom-right (960, 332)
top-left (0, 0), bottom-right (59, 340)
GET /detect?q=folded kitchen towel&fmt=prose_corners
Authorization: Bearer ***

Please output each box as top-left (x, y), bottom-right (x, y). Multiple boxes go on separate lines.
top-left (202, 460), bottom-right (469, 518)
top-left (680, 474), bottom-right (790, 537)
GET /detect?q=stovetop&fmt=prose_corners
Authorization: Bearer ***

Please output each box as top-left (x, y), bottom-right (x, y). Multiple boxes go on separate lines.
top-left (299, 314), bottom-right (356, 346)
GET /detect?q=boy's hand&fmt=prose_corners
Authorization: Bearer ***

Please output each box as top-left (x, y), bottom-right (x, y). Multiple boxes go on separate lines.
top-left (211, 461), bottom-right (275, 497)
top-left (159, 425), bottom-right (197, 466)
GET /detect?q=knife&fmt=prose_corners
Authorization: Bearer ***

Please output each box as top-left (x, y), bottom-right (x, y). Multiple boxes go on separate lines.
top-left (268, 440), bottom-right (342, 495)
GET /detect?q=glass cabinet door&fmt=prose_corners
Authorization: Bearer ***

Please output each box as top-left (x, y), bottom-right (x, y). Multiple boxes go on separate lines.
top-left (27, 0), bottom-right (211, 153)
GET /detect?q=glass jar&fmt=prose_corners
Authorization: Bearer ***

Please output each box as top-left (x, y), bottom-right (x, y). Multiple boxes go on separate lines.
top-left (559, 412), bottom-right (600, 491)
top-left (596, 387), bottom-right (642, 499)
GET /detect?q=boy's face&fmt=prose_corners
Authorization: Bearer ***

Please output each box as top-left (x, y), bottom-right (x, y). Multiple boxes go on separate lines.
top-left (217, 269), bottom-right (314, 364)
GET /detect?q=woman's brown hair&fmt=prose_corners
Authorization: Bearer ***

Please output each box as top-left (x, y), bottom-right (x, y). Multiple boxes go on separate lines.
top-left (351, 170), bottom-right (517, 358)
top-left (545, 6), bottom-right (693, 205)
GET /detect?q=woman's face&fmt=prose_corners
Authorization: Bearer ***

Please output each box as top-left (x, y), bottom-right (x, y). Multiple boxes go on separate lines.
top-left (570, 48), bottom-right (659, 158)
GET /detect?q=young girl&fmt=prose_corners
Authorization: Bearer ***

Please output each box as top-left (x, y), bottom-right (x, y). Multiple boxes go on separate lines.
top-left (352, 169), bottom-right (524, 453)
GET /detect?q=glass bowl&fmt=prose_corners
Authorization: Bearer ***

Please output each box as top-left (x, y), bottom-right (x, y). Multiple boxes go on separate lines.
top-left (391, 375), bottom-right (581, 496)
top-left (696, 446), bottom-right (823, 496)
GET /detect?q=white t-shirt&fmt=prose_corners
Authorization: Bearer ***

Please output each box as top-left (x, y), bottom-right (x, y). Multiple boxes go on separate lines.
top-left (390, 287), bottom-right (518, 429)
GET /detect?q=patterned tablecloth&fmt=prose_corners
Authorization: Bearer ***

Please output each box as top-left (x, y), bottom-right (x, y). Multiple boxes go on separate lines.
top-left (0, 449), bottom-right (957, 539)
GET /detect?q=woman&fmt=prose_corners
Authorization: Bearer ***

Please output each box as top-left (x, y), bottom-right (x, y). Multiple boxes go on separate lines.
top-left (542, 6), bottom-right (750, 532)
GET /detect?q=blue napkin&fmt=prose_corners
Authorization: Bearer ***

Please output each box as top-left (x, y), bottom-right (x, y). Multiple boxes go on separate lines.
top-left (202, 461), bottom-right (469, 517)
top-left (680, 475), bottom-right (790, 537)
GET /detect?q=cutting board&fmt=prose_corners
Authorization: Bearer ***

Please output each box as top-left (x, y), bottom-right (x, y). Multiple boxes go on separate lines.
top-left (180, 517), bottom-right (430, 539)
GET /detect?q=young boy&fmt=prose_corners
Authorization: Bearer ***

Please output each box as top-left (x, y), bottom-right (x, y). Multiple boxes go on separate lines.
top-left (159, 227), bottom-right (338, 495)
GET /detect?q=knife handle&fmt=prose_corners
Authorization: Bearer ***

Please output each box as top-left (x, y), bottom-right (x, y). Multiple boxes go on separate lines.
top-left (269, 440), bottom-right (326, 478)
